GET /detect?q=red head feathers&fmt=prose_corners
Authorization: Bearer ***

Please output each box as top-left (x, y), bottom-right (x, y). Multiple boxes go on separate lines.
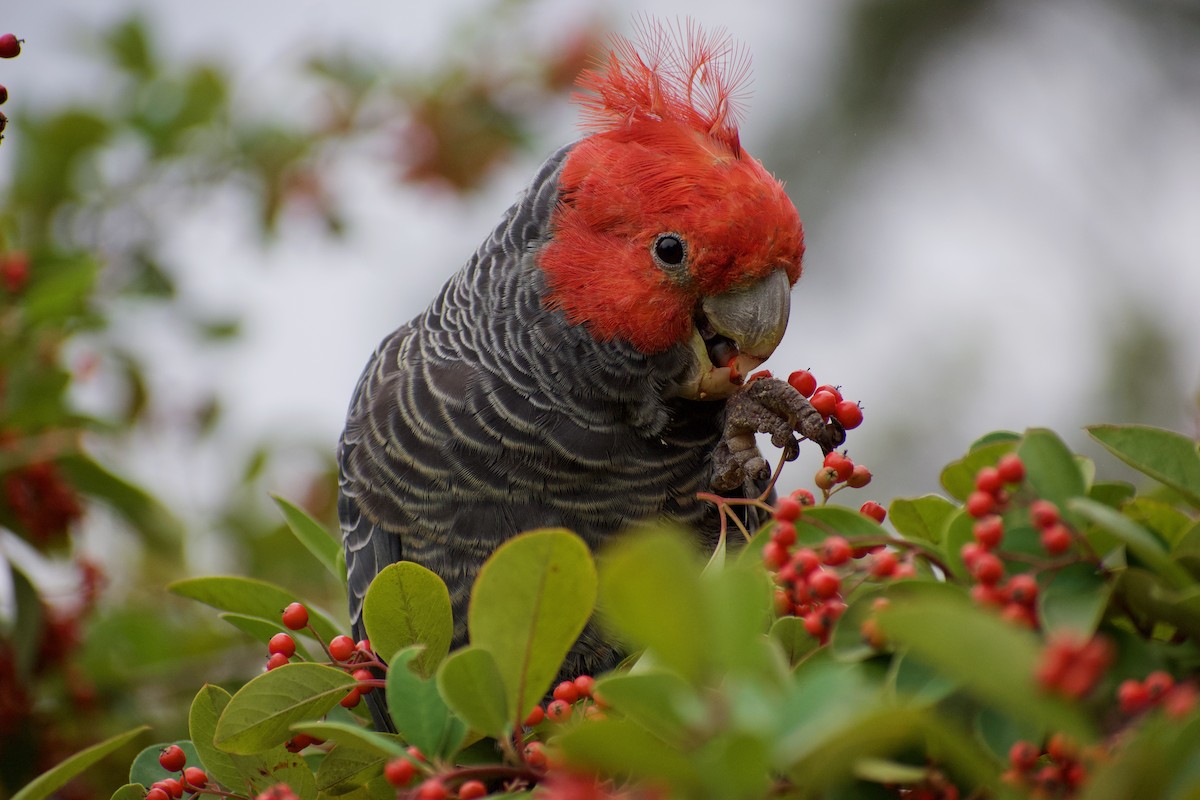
top-left (538, 20), bottom-right (804, 358)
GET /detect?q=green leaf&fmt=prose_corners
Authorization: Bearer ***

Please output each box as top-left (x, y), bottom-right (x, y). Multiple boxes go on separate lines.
top-left (775, 652), bottom-right (886, 763)
top-left (592, 672), bottom-right (695, 742)
top-left (704, 563), bottom-right (775, 677)
top-left (170, 576), bottom-right (342, 642)
top-left (804, 505), bottom-right (893, 538)
top-left (940, 441), bottom-right (1016, 502)
top-left (1018, 428), bottom-right (1087, 511)
top-left (888, 495), bottom-right (957, 544)
top-left (599, 528), bottom-right (708, 684)
top-left (555, 717), bottom-right (698, 787)
top-left (1087, 424), bottom-right (1200, 508)
top-left (1039, 562), bottom-right (1113, 636)
top-left (192, 684), bottom-right (319, 796)
top-left (1088, 481), bottom-right (1136, 509)
top-left (1069, 498), bottom-right (1191, 589)
top-left (385, 647), bottom-right (466, 759)
top-left (875, 587), bottom-right (1094, 741)
top-left (273, 495), bottom-right (346, 585)
top-left (470, 528), bottom-right (597, 719)
top-left (1123, 497), bottom-right (1195, 547)
top-left (363, 562), bottom-right (452, 679)
top-left (110, 785), bottom-right (147, 800)
top-left (215, 662), bottom-right (357, 754)
top-left (437, 646), bottom-right (512, 738)
top-left (290, 720), bottom-right (404, 757)
top-left (315, 741), bottom-right (398, 795)
top-left (12, 726), bottom-right (148, 800)
top-left (772, 615), bottom-right (822, 666)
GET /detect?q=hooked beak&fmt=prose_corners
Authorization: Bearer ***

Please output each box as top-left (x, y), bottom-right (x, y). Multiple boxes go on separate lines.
top-left (676, 268), bottom-right (791, 400)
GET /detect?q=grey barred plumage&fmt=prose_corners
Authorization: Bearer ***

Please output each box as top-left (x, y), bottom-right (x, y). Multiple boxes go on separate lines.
top-left (339, 144), bottom-right (738, 730)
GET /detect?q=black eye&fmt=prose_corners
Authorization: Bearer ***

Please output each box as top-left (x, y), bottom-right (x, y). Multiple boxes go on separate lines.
top-left (653, 234), bottom-right (686, 267)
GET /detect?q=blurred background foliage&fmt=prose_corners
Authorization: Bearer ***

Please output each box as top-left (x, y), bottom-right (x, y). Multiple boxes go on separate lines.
top-left (0, 0), bottom-right (1197, 797)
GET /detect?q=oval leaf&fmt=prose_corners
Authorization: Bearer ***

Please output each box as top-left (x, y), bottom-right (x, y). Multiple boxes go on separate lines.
top-left (215, 662), bottom-right (356, 754)
top-left (386, 647), bottom-right (467, 759)
top-left (1087, 424), bottom-right (1200, 508)
top-left (273, 495), bottom-right (346, 585)
top-left (1069, 498), bottom-right (1191, 589)
top-left (290, 720), bottom-right (404, 757)
top-left (13, 726), bottom-right (148, 800)
top-left (437, 646), bottom-right (512, 738)
top-left (888, 495), bottom-right (957, 544)
top-left (1039, 562), bottom-right (1113, 636)
top-left (169, 576), bottom-right (342, 642)
top-left (470, 528), bottom-right (597, 718)
top-left (1018, 429), bottom-right (1087, 511)
top-left (363, 562), bottom-right (452, 678)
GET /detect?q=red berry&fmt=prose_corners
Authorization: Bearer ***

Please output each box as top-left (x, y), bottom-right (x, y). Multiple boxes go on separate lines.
top-left (328, 635), bottom-right (356, 662)
top-left (1005, 573), bottom-right (1038, 606)
top-left (1, 252), bottom-right (29, 293)
top-left (810, 390), bottom-right (837, 418)
top-left (771, 522), bottom-right (797, 547)
top-left (965, 491), bottom-right (996, 518)
top-left (266, 652), bottom-right (290, 671)
top-left (459, 780), bottom-right (487, 800)
top-left (974, 467), bottom-right (1003, 495)
top-left (0, 34), bottom-right (21, 59)
top-left (791, 488), bottom-right (816, 507)
top-left (762, 539), bottom-right (789, 569)
top-left (416, 779), bottom-right (449, 800)
top-left (960, 542), bottom-right (985, 570)
top-left (1009, 740), bottom-right (1040, 772)
top-left (1029, 500), bottom-right (1060, 530)
top-left (787, 369), bottom-right (817, 397)
top-left (182, 767), bottom-right (208, 791)
top-left (971, 552), bottom-right (1004, 586)
top-left (823, 452), bottom-right (854, 482)
top-left (1117, 679), bottom-right (1151, 715)
top-left (356, 638), bottom-right (373, 655)
top-left (820, 536), bottom-right (851, 566)
top-left (972, 516), bottom-right (1004, 549)
top-left (803, 610), bottom-right (829, 638)
top-left (146, 790), bottom-right (170, 800)
top-left (1040, 524), bottom-right (1072, 555)
top-left (281, 602), bottom-right (309, 631)
top-left (834, 401), bottom-right (863, 430)
top-left (340, 688), bottom-right (361, 708)
top-left (523, 704), bottom-right (545, 726)
top-left (997, 453), bottom-right (1025, 484)
top-left (0, 85), bottom-right (7, 105)
top-left (286, 733), bottom-right (317, 752)
top-left (157, 780), bottom-right (183, 799)
top-left (353, 668), bottom-right (375, 692)
top-left (524, 741), bottom-right (548, 769)
top-left (1163, 683), bottom-right (1198, 718)
top-left (546, 698), bottom-right (572, 722)
top-left (860, 501), bottom-right (887, 523)
top-left (774, 496), bottom-right (802, 522)
top-left (846, 464), bottom-right (872, 488)
top-left (553, 680), bottom-right (581, 704)
top-left (1000, 602), bottom-right (1037, 629)
top-left (268, 632), bottom-right (296, 658)
top-left (573, 674), bottom-right (596, 697)
top-left (869, 550), bottom-right (898, 577)
top-left (970, 583), bottom-right (1004, 607)
top-left (384, 757), bottom-right (416, 787)
top-left (809, 569), bottom-right (841, 599)
top-left (1144, 670), bottom-right (1175, 699)
top-left (814, 384), bottom-right (843, 402)
top-left (158, 744), bottom-right (187, 773)
top-left (790, 548), bottom-right (821, 576)
top-left (1046, 732), bottom-right (1076, 763)
top-left (407, 746), bottom-right (427, 762)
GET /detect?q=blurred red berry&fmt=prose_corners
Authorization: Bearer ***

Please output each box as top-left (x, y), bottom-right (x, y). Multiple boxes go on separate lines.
top-left (997, 453), bottom-right (1025, 483)
top-left (791, 488), bottom-right (816, 506)
top-left (524, 704), bottom-right (545, 726)
top-left (1040, 524), bottom-right (1072, 555)
top-left (774, 495), bottom-right (802, 522)
top-left (974, 467), bottom-right (1003, 495)
top-left (573, 674), bottom-right (596, 697)
top-left (416, 779), bottom-right (449, 800)
top-left (1144, 670), bottom-right (1175, 699)
top-left (1005, 573), bottom-right (1038, 606)
top-left (820, 536), bottom-right (851, 566)
top-left (971, 552), bottom-right (1004, 586)
top-left (972, 515), bottom-right (1004, 549)
top-left (1117, 679), bottom-right (1151, 715)
top-left (809, 569), bottom-right (841, 599)
top-left (384, 757), bottom-right (416, 787)
top-left (1029, 500), bottom-right (1060, 530)
top-left (552, 680), bottom-right (581, 704)
top-left (0, 34), bottom-right (21, 59)
top-left (1009, 740), bottom-right (1040, 772)
top-left (459, 780), bottom-right (487, 800)
top-left (965, 490), bottom-right (996, 518)
top-left (772, 522), bottom-right (797, 547)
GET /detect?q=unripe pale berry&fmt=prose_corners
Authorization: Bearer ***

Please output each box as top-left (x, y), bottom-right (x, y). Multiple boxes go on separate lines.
top-left (846, 464), bottom-right (872, 488)
top-left (823, 451), bottom-right (853, 482)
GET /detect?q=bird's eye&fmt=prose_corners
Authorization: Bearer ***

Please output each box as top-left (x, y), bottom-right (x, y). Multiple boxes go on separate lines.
top-left (653, 234), bottom-right (686, 268)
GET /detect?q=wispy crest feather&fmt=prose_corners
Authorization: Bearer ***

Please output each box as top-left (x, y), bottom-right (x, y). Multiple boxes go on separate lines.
top-left (575, 18), bottom-right (751, 154)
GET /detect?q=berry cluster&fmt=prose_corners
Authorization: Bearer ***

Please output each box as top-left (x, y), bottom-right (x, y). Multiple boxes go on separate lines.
top-left (526, 675), bottom-right (602, 726)
top-left (268, 602), bottom-right (381, 714)
top-left (763, 495), bottom-right (915, 644)
top-left (1116, 670), bottom-right (1197, 718)
top-left (2, 460), bottom-right (83, 546)
top-left (145, 746), bottom-right (208, 800)
top-left (1002, 733), bottom-right (1093, 798)
top-left (0, 250), bottom-right (27, 293)
top-left (0, 32), bottom-right (22, 143)
top-left (1035, 633), bottom-right (1114, 700)
top-left (786, 370), bottom-right (863, 430)
top-left (958, 454), bottom-right (1086, 629)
